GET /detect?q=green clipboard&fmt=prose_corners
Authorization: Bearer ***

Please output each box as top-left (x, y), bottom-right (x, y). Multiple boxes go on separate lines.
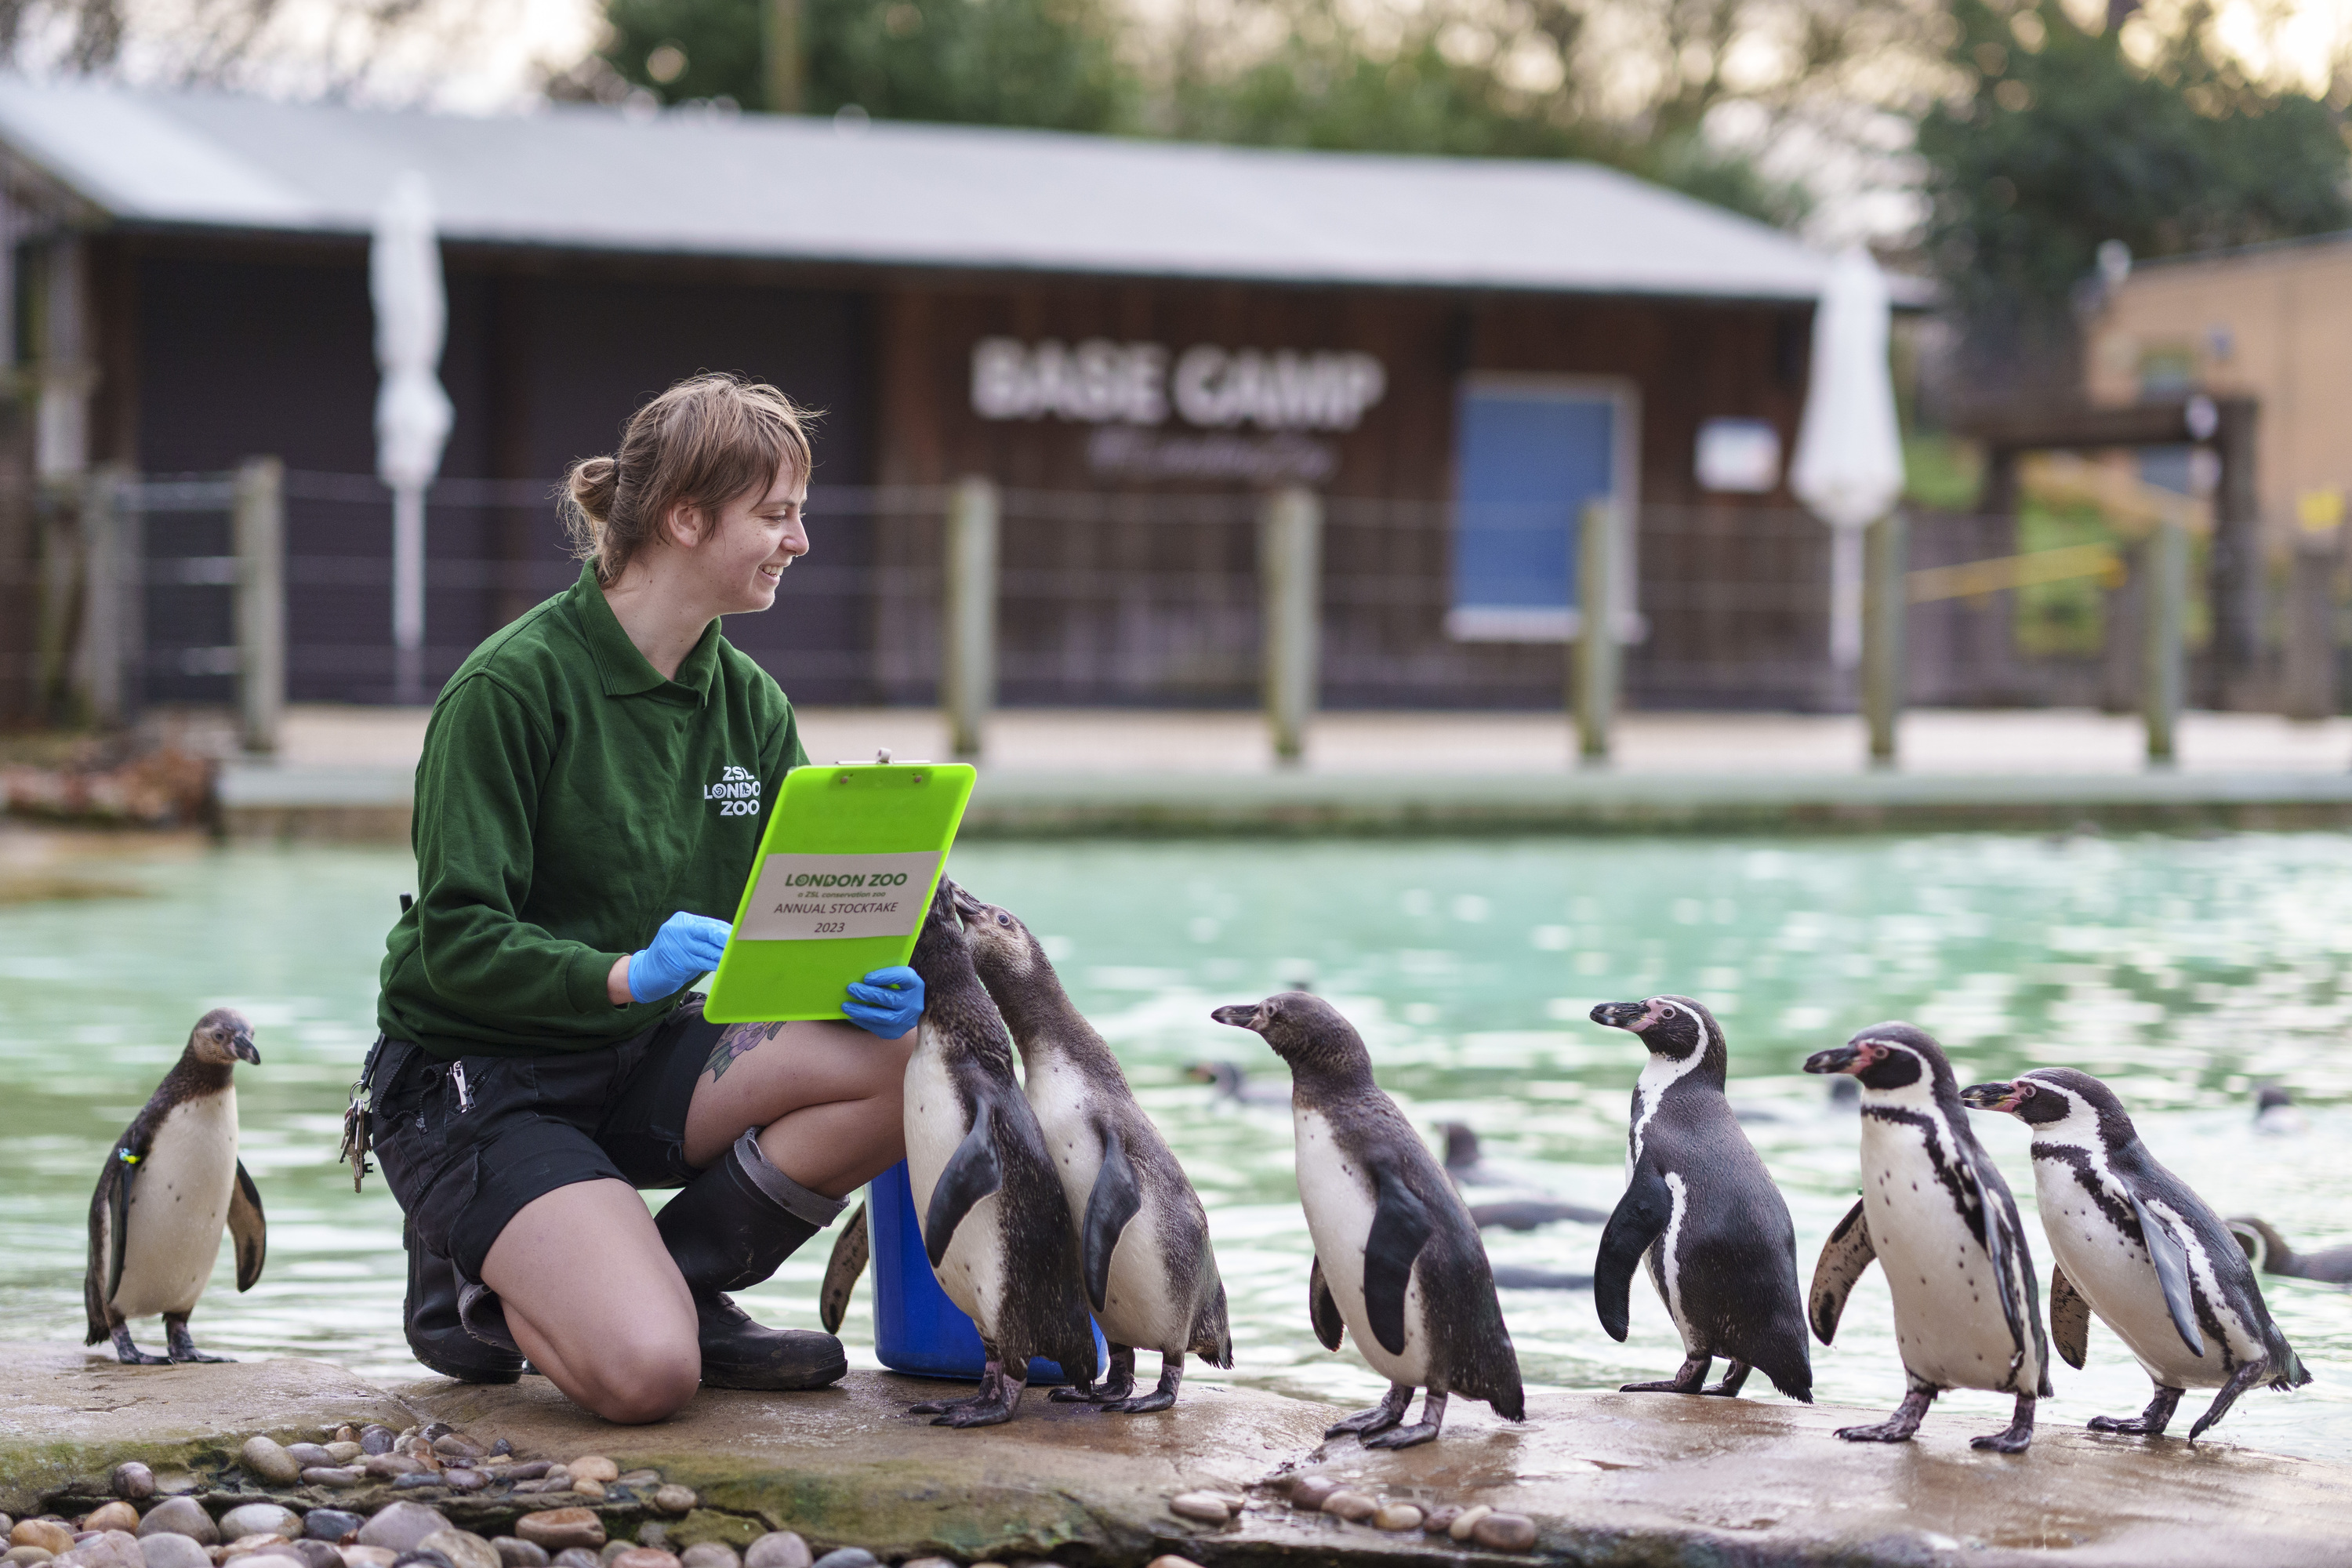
top-left (702, 760), bottom-right (976, 1024)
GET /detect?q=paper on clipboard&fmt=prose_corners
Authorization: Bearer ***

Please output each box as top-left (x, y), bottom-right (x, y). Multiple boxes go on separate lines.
top-left (738, 851), bottom-right (943, 940)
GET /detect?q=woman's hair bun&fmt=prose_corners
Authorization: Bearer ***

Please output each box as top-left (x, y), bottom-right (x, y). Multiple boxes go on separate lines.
top-left (566, 455), bottom-right (619, 525)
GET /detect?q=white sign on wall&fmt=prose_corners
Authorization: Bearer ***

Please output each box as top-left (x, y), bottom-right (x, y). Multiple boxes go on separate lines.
top-left (1694, 418), bottom-right (1784, 493)
top-left (972, 338), bottom-right (1386, 433)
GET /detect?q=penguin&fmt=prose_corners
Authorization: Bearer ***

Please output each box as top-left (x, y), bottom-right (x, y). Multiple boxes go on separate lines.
top-left (1185, 1060), bottom-right (1288, 1106)
top-left (2227, 1217), bottom-right (2352, 1285)
top-left (1441, 1123), bottom-right (1609, 1227)
top-left (1469, 1198), bottom-right (1609, 1231)
top-left (2252, 1083), bottom-right (2309, 1136)
top-left (901, 884), bottom-right (1098, 1426)
top-left (85, 1008), bottom-right (265, 1364)
top-left (1438, 1122), bottom-right (1512, 1189)
top-left (1588, 996), bottom-right (1813, 1402)
top-left (953, 884), bottom-right (1232, 1412)
top-left (1804, 1023), bottom-right (2049, 1452)
top-left (818, 1203), bottom-right (867, 1334)
top-left (1490, 1265), bottom-right (1593, 1290)
top-left (1961, 1069), bottom-right (2311, 1440)
top-left (1212, 992), bottom-right (1523, 1446)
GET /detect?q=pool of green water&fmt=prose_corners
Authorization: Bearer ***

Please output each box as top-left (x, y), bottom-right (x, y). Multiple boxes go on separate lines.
top-left (2, 832), bottom-right (2347, 1458)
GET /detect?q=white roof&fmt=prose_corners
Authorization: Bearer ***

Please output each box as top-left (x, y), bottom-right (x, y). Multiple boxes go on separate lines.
top-left (0, 76), bottom-right (1838, 299)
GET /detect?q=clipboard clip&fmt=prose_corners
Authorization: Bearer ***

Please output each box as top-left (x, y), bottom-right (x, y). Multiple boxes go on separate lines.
top-left (834, 749), bottom-right (935, 767)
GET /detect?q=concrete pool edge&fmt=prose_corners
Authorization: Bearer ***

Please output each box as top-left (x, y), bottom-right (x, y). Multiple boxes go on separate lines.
top-left (211, 763), bottom-right (2352, 842)
top-left (6, 1347), bottom-right (2350, 1568)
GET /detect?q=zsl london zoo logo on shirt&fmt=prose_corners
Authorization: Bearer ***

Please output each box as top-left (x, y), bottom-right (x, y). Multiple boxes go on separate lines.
top-left (705, 764), bottom-right (760, 818)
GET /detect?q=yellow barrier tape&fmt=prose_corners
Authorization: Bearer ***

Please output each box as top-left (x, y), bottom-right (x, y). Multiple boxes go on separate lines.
top-left (1907, 542), bottom-right (2123, 604)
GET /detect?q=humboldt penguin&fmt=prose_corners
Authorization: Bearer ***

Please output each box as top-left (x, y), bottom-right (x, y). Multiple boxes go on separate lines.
top-left (1213, 992), bottom-right (1523, 1446)
top-left (85, 1008), bottom-right (265, 1363)
top-left (2227, 1217), bottom-right (2352, 1286)
top-left (1962, 1069), bottom-right (2310, 1439)
top-left (1185, 1060), bottom-right (1289, 1106)
top-left (1588, 996), bottom-right (1812, 1401)
top-left (1806, 1023), bottom-right (2048, 1451)
top-left (1440, 1122), bottom-right (1608, 1229)
top-left (901, 885), bottom-right (1098, 1425)
top-left (955, 883), bottom-right (1232, 1412)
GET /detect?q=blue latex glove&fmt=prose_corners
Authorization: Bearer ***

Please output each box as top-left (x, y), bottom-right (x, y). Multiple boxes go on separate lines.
top-left (843, 966), bottom-right (924, 1039)
top-left (628, 911), bottom-right (732, 1004)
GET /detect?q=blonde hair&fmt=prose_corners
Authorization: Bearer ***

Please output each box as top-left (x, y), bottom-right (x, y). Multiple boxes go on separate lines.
top-left (561, 373), bottom-right (818, 585)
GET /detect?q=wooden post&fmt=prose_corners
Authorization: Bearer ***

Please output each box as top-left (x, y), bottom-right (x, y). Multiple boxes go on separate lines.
top-left (1573, 499), bottom-right (1617, 764)
top-left (2282, 521), bottom-right (2340, 722)
top-left (234, 456), bottom-right (285, 753)
top-left (1862, 509), bottom-right (1907, 768)
top-left (2144, 517), bottom-right (2187, 766)
top-left (2208, 399), bottom-right (2263, 710)
top-left (74, 463), bottom-right (135, 727)
top-left (1259, 485), bottom-right (1321, 764)
top-left (942, 476), bottom-right (997, 760)
top-left (763, 0), bottom-right (804, 111)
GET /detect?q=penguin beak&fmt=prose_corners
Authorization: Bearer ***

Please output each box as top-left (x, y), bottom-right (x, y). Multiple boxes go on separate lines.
top-left (1804, 1044), bottom-right (1862, 1076)
top-left (1959, 1081), bottom-right (2025, 1113)
top-left (949, 882), bottom-right (987, 920)
top-left (1210, 1003), bottom-right (1265, 1033)
top-left (1589, 1000), bottom-right (1650, 1031)
top-left (231, 1030), bottom-right (260, 1065)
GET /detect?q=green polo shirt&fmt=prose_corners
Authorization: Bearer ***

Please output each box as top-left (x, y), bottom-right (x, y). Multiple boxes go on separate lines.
top-left (377, 562), bottom-right (808, 1060)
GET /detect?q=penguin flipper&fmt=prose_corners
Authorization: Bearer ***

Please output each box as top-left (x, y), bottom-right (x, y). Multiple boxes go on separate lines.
top-left (2049, 1264), bottom-right (2091, 1370)
top-left (1807, 1199), bottom-right (1877, 1345)
top-left (1080, 1125), bottom-right (1143, 1315)
top-left (1308, 1254), bottom-right (1345, 1351)
top-left (1364, 1170), bottom-right (1435, 1358)
top-left (2129, 1194), bottom-right (2205, 1359)
top-left (86, 1150), bottom-right (129, 1345)
top-left (1593, 1162), bottom-right (1671, 1343)
top-left (924, 1098), bottom-right (1004, 1269)
top-left (820, 1202), bottom-right (869, 1334)
top-left (228, 1160), bottom-right (267, 1292)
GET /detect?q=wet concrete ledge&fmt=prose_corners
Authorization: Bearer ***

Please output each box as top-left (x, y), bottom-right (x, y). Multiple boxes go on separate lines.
top-left (212, 763), bottom-right (2352, 843)
top-left (5, 1346), bottom-right (2350, 1568)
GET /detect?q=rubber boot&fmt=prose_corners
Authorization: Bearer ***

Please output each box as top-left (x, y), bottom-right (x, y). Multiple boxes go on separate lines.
top-left (403, 1221), bottom-right (524, 1385)
top-left (655, 1130), bottom-right (850, 1391)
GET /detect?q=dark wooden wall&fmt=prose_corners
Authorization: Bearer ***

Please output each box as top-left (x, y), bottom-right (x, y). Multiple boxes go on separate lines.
top-left (873, 278), bottom-right (1820, 709)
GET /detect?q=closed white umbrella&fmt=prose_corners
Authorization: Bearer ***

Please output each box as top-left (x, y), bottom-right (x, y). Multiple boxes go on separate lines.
top-left (1790, 247), bottom-right (1904, 672)
top-left (372, 170), bottom-right (454, 706)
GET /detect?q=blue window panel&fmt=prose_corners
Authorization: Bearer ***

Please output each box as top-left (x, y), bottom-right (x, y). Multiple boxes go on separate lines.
top-left (1453, 388), bottom-right (1617, 616)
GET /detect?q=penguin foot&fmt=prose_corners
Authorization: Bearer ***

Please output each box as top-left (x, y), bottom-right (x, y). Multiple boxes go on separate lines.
top-left (1362, 1391), bottom-right (1445, 1447)
top-left (1621, 1355), bottom-right (1710, 1395)
top-left (2089, 1385), bottom-right (2180, 1438)
top-left (2188, 1365), bottom-right (2264, 1443)
top-left (108, 1326), bottom-right (170, 1366)
top-left (1102, 1355), bottom-right (1181, 1414)
top-left (934, 1378), bottom-right (1025, 1428)
top-left (1835, 1385), bottom-right (1935, 1443)
top-left (1700, 1363), bottom-right (1751, 1397)
top-left (913, 1362), bottom-right (1007, 1419)
top-left (1047, 1384), bottom-right (1111, 1403)
top-left (1326, 1383), bottom-right (1413, 1439)
top-left (1969, 1394), bottom-right (2036, 1454)
top-left (169, 1348), bottom-right (230, 1363)
top-left (1105, 1388), bottom-right (1178, 1414)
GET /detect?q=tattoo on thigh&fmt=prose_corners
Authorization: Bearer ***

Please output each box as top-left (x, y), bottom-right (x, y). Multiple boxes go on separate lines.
top-left (706, 1022), bottom-right (788, 1082)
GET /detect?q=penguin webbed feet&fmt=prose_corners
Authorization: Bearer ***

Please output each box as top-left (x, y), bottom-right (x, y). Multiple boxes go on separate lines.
top-left (1620, 1354), bottom-right (1711, 1395)
top-left (2187, 1363), bottom-right (2266, 1444)
top-left (2088, 1386), bottom-right (2182, 1439)
top-left (164, 1315), bottom-right (229, 1363)
top-left (107, 1324), bottom-right (172, 1367)
top-left (1326, 1383), bottom-right (1414, 1440)
top-left (1100, 1353), bottom-right (1183, 1414)
top-left (912, 1359), bottom-right (1026, 1427)
top-left (1835, 1383), bottom-right (1936, 1443)
top-left (1050, 1345), bottom-right (1134, 1404)
top-left (1361, 1390), bottom-right (1447, 1449)
top-left (1969, 1393), bottom-right (2036, 1454)
top-left (1700, 1362), bottom-right (1751, 1397)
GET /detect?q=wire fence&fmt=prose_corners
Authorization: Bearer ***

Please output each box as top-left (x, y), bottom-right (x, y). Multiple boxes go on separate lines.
top-left (34, 467), bottom-right (2238, 715)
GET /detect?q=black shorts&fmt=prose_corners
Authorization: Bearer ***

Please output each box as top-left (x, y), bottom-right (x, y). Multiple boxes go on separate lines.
top-left (366, 1000), bottom-right (725, 1282)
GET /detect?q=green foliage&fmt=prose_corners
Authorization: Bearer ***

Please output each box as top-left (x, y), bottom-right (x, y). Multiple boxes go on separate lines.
top-left (1903, 434), bottom-right (1981, 510)
top-left (582, 0), bottom-right (1820, 228)
top-left (1916, 0), bottom-right (2350, 330)
top-left (601, 0), bottom-right (1127, 132)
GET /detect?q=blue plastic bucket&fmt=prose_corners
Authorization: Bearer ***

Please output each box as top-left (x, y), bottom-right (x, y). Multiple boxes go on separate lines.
top-left (868, 1159), bottom-right (1104, 1384)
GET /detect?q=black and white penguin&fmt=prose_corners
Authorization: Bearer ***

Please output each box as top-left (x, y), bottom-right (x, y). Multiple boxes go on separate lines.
top-left (1212, 992), bottom-right (1523, 1446)
top-left (1440, 1122), bottom-right (1608, 1228)
top-left (2227, 1217), bottom-right (2352, 1286)
top-left (1961, 1069), bottom-right (2310, 1440)
top-left (1805, 1022), bottom-right (2049, 1452)
top-left (956, 883), bottom-right (1232, 1413)
top-left (901, 885), bottom-right (1098, 1426)
top-left (818, 1202), bottom-right (868, 1334)
top-left (1588, 996), bottom-right (1812, 1402)
top-left (1185, 1061), bottom-right (1289, 1106)
top-left (85, 1008), bottom-right (265, 1364)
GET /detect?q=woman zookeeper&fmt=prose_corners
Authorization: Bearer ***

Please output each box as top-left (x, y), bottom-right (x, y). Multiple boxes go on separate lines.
top-left (365, 374), bottom-right (918, 1424)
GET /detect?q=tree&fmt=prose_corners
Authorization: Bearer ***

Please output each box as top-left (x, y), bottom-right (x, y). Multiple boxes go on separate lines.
top-left (589, 0), bottom-right (1127, 132)
top-left (1915, 0), bottom-right (2350, 391)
